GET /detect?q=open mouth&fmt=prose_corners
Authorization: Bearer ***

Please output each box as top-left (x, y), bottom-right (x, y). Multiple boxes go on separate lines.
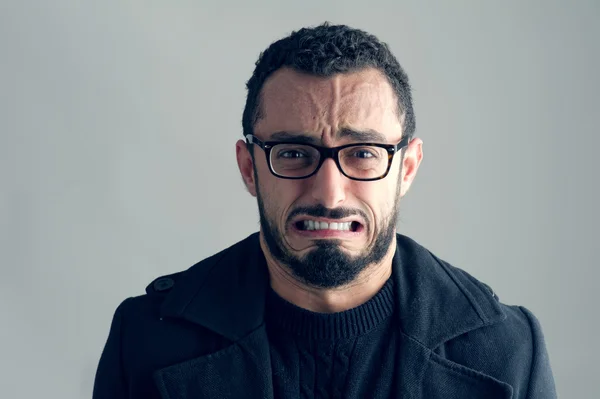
top-left (294, 220), bottom-right (362, 232)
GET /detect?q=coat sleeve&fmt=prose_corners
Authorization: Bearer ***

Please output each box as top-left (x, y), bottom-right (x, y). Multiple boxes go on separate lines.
top-left (93, 299), bottom-right (130, 399)
top-left (520, 306), bottom-right (557, 399)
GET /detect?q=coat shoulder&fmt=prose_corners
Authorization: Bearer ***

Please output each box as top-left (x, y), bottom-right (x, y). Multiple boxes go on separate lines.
top-left (439, 260), bottom-right (541, 344)
top-left (120, 233), bottom-right (260, 317)
top-left (433, 265), bottom-right (554, 398)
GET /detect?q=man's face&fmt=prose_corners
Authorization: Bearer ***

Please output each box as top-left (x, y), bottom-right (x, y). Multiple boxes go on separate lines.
top-left (237, 67), bottom-right (422, 288)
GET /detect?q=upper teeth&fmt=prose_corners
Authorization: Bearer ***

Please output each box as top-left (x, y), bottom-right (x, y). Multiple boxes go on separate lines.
top-left (303, 220), bottom-right (352, 231)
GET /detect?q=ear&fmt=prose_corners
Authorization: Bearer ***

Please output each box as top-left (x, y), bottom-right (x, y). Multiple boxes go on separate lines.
top-left (400, 138), bottom-right (423, 197)
top-left (236, 139), bottom-right (257, 197)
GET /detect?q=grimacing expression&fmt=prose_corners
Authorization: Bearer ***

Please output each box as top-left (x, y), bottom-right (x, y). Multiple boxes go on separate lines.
top-left (237, 67), bottom-right (422, 288)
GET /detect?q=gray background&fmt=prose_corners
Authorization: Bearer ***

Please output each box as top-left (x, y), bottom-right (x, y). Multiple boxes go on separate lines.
top-left (1, 0), bottom-right (598, 397)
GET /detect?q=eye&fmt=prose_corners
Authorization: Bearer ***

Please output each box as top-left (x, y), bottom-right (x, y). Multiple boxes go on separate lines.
top-left (279, 150), bottom-right (308, 159)
top-left (352, 149), bottom-right (378, 159)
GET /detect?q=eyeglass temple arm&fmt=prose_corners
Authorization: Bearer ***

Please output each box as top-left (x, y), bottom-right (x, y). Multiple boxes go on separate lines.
top-left (245, 134), bottom-right (266, 148)
top-left (394, 136), bottom-right (410, 151)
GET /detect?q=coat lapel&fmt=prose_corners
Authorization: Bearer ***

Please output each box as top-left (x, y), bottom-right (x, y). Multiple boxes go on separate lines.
top-left (153, 324), bottom-right (273, 399)
top-left (159, 234), bottom-right (270, 342)
top-left (153, 233), bottom-right (515, 398)
top-left (391, 235), bottom-right (512, 398)
top-left (394, 333), bottom-right (513, 398)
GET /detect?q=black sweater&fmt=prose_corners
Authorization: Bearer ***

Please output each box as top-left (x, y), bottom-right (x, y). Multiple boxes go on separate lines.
top-left (265, 278), bottom-right (397, 399)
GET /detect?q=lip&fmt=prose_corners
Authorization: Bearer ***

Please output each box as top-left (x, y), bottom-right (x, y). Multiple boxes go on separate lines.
top-left (288, 217), bottom-right (365, 238)
top-left (290, 216), bottom-right (361, 224)
top-left (292, 226), bottom-right (362, 239)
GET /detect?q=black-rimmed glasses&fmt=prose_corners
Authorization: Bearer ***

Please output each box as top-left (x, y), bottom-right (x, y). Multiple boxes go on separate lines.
top-left (245, 134), bottom-right (410, 181)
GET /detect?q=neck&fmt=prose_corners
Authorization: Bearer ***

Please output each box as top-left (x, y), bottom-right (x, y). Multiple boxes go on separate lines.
top-left (260, 233), bottom-right (396, 313)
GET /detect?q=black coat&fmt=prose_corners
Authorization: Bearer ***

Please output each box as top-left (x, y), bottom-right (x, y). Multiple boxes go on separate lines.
top-left (93, 233), bottom-right (557, 398)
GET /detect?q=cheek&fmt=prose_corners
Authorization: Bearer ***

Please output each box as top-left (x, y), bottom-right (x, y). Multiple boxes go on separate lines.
top-left (257, 171), bottom-right (303, 221)
top-left (352, 181), bottom-right (398, 221)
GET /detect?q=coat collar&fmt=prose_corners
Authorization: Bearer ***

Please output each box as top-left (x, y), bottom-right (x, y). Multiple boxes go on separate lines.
top-left (159, 233), bottom-right (270, 342)
top-left (391, 233), bottom-right (506, 348)
top-left (159, 232), bottom-right (505, 348)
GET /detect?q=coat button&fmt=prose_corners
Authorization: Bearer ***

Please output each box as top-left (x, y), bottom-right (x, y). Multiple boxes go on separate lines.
top-left (482, 282), bottom-right (498, 301)
top-left (154, 277), bottom-right (174, 292)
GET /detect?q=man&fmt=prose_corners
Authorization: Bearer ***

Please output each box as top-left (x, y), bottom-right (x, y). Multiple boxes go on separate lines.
top-left (93, 23), bottom-right (556, 398)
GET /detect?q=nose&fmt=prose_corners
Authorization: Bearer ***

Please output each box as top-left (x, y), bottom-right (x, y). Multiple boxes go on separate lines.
top-left (309, 158), bottom-right (347, 208)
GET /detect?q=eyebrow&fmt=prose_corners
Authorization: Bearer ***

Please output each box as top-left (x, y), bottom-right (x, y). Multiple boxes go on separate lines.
top-left (268, 131), bottom-right (318, 144)
top-left (268, 128), bottom-right (388, 144)
top-left (338, 128), bottom-right (387, 143)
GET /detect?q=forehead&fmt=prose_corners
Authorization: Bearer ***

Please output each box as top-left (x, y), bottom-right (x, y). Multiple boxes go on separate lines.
top-left (255, 67), bottom-right (403, 143)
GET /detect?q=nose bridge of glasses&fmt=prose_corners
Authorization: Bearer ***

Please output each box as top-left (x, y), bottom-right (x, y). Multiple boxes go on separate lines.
top-left (313, 155), bottom-right (346, 184)
top-left (311, 146), bottom-right (344, 176)
top-left (320, 146), bottom-right (338, 161)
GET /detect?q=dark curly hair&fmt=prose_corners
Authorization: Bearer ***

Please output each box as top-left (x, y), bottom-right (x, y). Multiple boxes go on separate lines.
top-left (242, 22), bottom-right (416, 142)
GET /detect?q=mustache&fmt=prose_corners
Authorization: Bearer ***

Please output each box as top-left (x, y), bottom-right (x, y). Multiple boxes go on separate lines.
top-left (287, 204), bottom-right (368, 223)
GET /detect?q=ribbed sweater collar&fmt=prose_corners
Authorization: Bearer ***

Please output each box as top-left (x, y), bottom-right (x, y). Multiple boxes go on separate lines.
top-left (266, 277), bottom-right (395, 340)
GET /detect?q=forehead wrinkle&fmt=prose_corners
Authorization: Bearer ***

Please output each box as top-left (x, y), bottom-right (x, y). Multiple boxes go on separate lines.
top-left (256, 68), bottom-right (403, 142)
top-left (257, 70), bottom-right (329, 135)
top-left (319, 74), bottom-right (341, 144)
top-left (340, 74), bottom-right (396, 114)
top-left (334, 77), bottom-right (401, 140)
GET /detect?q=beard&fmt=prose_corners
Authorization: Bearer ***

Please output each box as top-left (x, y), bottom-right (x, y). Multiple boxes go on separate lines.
top-left (256, 185), bottom-right (401, 289)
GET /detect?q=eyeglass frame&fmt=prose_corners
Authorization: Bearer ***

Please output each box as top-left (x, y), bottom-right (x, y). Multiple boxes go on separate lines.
top-left (245, 133), bottom-right (410, 181)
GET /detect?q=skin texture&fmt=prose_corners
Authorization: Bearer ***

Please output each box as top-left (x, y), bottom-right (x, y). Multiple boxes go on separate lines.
top-left (236, 67), bottom-right (423, 313)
